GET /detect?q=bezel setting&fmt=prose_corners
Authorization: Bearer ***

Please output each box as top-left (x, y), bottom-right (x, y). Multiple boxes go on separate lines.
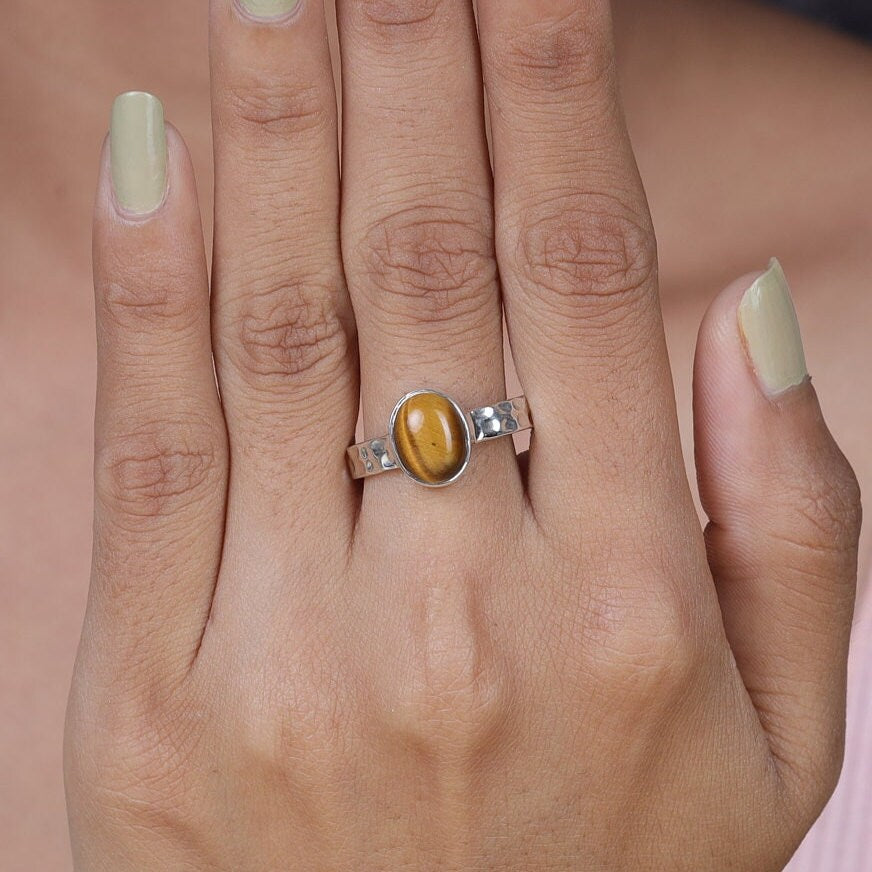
top-left (388, 388), bottom-right (472, 488)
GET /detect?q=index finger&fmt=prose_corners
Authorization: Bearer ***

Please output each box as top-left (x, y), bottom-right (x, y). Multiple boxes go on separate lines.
top-left (478, 0), bottom-right (688, 527)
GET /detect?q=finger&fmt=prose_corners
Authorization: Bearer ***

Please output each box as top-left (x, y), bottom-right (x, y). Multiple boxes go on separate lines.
top-left (336, 0), bottom-right (519, 501)
top-left (209, 0), bottom-right (358, 536)
top-left (477, 0), bottom-right (686, 521)
top-left (694, 260), bottom-right (861, 818)
top-left (88, 94), bottom-right (227, 676)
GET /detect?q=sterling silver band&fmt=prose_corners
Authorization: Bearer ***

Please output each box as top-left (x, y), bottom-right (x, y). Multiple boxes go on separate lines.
top-left (347, 395), bottom-right (532, 482)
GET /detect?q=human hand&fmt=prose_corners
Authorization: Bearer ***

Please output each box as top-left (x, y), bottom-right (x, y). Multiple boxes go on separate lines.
top-left (64, 1), bottom-right (861, 869)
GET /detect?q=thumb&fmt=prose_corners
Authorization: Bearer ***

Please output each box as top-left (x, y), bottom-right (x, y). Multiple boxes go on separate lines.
top-left (693, 259), bottom-right (861, 822)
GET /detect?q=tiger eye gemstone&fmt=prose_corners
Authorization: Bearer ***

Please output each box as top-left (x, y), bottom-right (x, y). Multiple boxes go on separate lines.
top-left (392, 392), bottom-right (468, 485)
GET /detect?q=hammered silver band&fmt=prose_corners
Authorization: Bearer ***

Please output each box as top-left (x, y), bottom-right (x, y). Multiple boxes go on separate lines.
top-left (347, 393), bottom-right (532, 485)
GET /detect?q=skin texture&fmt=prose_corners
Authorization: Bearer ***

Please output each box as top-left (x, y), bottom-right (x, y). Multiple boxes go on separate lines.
top-left (0, 0), bottom-right (869, 868)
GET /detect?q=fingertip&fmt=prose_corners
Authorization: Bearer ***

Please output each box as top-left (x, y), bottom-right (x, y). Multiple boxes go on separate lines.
top-left (738, 259), bottom-right (809, 397)
top-left (163, 122), bottom-right (203, 221)
top-left (694, 268), bottom-right (764, 394)
top-left (96, 96), bottom-right (200, 231)
top-left (697, 260), bottom-right (812, 407)
top-left (693, 261), bottom-right (838, 524)
top-left (107, 91), bottom-right (167, 217)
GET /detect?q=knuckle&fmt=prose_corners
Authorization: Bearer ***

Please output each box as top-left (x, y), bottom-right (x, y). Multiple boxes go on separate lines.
top-left (95, 424), bottom-right (223, 522)
top-left (222, 77), bottom-right (332, 142)
top-left (802, 453), bottom-right (862, 547)
top-left (491, 5), bottom-right (613, 95)
top-left (99, 260), bottom-right (202, 333)
top-left (513, 193), bottom-right (657, 318)
top-left (777, 451), bottom-right (862, 560)
top-left (66, 684), bottom-right (200, 823)
top-left (381, 580), bottom-right (510, 758)
top-left (227, 278), bottom-right (351, 387)
top-left (357, 207), bottom-right (497, 328)
top-left (356, 0), bottom-right (441, 33)
top-left (230, 666), bottom-right (346, 787)
top-left (586, 580), bottom-right (703, 709)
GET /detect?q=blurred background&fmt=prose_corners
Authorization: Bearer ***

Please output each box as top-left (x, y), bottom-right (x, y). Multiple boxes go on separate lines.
top-left (774, 0), bottom-right (872, 37)
top-left (2, 0), bottom-right (871, 868)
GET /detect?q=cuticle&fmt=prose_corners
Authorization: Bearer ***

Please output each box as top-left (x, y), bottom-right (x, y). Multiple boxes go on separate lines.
top-left (764, 373), bottom-right (813, 407)
top-left (231, 0), bottom-right (304, 26)
top-left (110, 176), bottom-right (171, 224)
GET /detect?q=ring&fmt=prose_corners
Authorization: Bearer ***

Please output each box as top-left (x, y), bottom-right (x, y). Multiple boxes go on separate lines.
top-left (347, 389), bottom-right (533, 487)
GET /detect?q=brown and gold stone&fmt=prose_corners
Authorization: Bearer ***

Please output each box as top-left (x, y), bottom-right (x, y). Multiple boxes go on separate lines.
top-left (391, 391), bottom-right (469, 485)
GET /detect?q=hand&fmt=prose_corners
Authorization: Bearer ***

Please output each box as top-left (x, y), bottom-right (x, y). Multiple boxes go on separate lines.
top-left (64, 1), bottom-right (861, 869)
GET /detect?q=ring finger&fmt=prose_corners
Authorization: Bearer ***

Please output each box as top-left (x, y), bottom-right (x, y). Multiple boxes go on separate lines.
top-left (478, 0), bottom-right (692, 532)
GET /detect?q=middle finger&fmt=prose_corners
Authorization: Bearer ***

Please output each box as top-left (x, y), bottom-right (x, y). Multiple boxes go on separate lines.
top-left (337, 0), bottom-right (520, 506)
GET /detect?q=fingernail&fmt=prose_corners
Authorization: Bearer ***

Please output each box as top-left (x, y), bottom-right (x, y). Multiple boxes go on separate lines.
top-left (738, 258), bottom-right (809, 395)
top-left (237, 0), bottom-right (299, 20)
top-left (110, 92), bottom-right (167, 216)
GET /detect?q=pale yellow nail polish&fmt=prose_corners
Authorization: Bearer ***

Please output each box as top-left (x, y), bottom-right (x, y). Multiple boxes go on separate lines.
top-left (738, 258), bottom-right (809, 395)
top-left (238, 0), bottom-right (299, 19)
top-left (110, 92), bottom-right (167, 215)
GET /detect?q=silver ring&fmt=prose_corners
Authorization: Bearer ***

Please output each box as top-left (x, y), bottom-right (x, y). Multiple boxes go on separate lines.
top-left (346, 389), bottom-right (533, 488)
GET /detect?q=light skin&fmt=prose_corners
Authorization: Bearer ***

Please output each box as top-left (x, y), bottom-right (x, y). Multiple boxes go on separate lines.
top-left (57, 0), bottom-right (863, 870)
top-left (1, 0), bottom-right (870, 868)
